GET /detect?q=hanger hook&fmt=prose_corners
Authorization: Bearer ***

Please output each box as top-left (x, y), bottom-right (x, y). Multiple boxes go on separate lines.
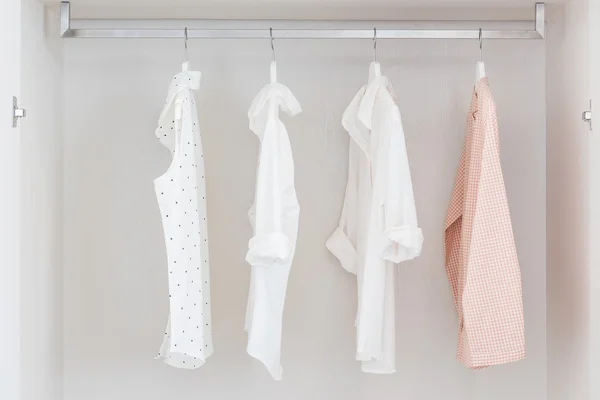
top-left (270, 28), bottom-right (276, 61)
top-left (478, 28), bottom-right (483, 61)
top-left (373, 27), bottom-right (377, 62)
top-left (183, 27), bottom-right (189, 63)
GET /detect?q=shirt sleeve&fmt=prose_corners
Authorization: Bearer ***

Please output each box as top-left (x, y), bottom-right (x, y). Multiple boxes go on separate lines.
top-left (326, 143), bottom-right (359, 275)
top-left (379, 101), bottom-right (423, 264)
top-left (245, 120), bottom-right (292, 268)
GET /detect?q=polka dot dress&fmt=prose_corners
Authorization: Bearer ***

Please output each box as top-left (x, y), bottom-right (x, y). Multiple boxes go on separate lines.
top-left (153, 65), bottom-right (213, 369)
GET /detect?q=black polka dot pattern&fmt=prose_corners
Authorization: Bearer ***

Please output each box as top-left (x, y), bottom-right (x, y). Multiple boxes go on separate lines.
top-left (154, 68), bottom-right (213, 370)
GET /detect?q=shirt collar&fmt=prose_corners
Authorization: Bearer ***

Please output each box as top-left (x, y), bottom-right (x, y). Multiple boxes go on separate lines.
top-left (248, 83), bottom-right (301, 138)
top-left (343, 62), bottom-right (396, 158)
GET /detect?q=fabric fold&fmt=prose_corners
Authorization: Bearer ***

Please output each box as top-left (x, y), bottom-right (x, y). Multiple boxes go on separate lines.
top-left (380, 225), bottom-right (424, 263)
top-left (246, 232), bottom-right (292, 268)
top-left (326, 227), bottom-right (357, 275)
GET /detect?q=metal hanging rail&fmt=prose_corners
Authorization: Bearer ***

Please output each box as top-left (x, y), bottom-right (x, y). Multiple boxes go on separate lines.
top-left (59, 1), bottom-right (545, 40)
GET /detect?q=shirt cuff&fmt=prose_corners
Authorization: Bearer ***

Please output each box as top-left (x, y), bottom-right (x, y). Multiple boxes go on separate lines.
top-left (246, 232), bottom-right (291, 267)
top-left (326, 227), bottom-right (357, 274)
top-left (380, 225), bottom-right (423, 263)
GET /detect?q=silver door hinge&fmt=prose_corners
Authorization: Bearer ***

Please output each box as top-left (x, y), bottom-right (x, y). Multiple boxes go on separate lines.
top-left (583, 99), bottom-right (592, 130)
top-left (12, 96), bottom-right (26, 128)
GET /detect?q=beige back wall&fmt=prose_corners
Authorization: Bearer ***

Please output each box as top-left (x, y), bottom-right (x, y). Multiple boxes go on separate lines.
top-left (63, 34), bottom-right (546, 400)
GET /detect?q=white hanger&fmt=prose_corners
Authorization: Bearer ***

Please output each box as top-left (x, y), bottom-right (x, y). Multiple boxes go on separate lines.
top-left (270, 60), bottom-right (277, 84)
top-left (476, 28), bottom-right (486, 82)
top-left (182, 27), bottom-right (190, 72)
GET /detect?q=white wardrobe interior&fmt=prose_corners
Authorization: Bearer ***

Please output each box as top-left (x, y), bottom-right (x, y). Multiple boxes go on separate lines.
top-left (19, 1), bottom-right (589, 400)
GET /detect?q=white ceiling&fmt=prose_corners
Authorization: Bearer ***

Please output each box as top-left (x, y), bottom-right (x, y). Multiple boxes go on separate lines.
top-left (47, 0), bottom-right (561, 20)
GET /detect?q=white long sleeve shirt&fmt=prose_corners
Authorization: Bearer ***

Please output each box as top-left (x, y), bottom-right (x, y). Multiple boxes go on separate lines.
top-left (327, 62), bottom-right (423, 374)
top-left (245, 61), bottom-right (301, 381)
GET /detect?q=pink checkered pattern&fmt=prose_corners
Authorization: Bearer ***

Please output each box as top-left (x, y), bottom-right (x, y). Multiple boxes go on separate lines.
top-left (444, 78), bottom-right (525, 369)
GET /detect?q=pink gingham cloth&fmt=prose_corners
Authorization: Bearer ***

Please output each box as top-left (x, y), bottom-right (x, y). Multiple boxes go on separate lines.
top-left (444, 77), bottom-right (525, 369)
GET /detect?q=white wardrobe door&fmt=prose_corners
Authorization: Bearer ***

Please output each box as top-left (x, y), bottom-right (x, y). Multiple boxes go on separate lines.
top-left (547, 0), bottom-right (598, 399)
top-left (589, 0), bottom-right (600, 398)
top-left (0, 0), bottom-right (21, 400)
